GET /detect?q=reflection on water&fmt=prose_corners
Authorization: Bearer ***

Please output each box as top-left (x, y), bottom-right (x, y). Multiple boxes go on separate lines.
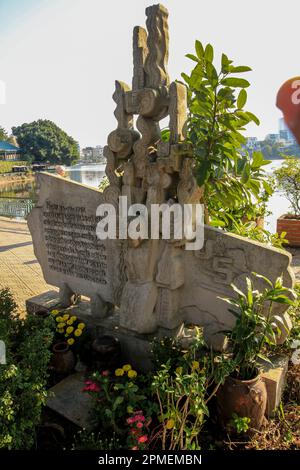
top-left (0, 181), bottom-right (37, 200)
top-left (66, 164), bottom-right (106, 187)
top-left (0, 161), bottom-right (292, 233)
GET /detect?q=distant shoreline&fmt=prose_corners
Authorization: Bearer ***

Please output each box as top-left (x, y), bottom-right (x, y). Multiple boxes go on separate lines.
top-left (0, 173), bottom-right (35, 188)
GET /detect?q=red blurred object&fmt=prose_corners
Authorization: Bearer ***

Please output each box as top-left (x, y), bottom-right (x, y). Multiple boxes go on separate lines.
top-left (276, 77), bottom-right (300, 145)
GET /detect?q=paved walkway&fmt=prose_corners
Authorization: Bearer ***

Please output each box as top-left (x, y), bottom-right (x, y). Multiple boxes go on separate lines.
top-left (0, 217), bottom-right (55, 313)
top-left (0, 217), bottom-right (299, 314)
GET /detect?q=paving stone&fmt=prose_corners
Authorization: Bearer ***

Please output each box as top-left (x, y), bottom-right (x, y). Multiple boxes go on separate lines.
top-left (46, 372), bottom-right (96, 430)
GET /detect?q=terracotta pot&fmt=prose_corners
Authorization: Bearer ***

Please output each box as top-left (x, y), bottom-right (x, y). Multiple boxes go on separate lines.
top-left (277, 214), bottom-right (300, 247)
top-left (216, 372), bottom-right (267, 431)
top-left (91, 335), bottom-right (121, 370)
top-left (50, 341), bottom-right (76, 375)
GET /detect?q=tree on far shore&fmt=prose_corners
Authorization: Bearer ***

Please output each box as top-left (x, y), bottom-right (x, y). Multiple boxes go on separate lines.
top-left (12, 119), bottom-right (80, 165)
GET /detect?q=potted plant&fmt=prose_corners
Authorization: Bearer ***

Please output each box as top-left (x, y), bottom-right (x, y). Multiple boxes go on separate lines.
top-left (49, 309), bottom-right (87, 375)
top-left (275, 157), bottom-right (300, 247)
top-left (216, 273), bottom-right (295, 431)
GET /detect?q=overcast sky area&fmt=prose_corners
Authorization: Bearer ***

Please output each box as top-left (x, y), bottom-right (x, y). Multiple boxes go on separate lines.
top-left (0, 0), bottom-right (299, 148)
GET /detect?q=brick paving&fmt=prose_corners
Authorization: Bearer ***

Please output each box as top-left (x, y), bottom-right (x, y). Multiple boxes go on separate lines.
top-left (0, 217), bottom-right (300, 315)
top-left (0, 217), bottom-right (55, 313)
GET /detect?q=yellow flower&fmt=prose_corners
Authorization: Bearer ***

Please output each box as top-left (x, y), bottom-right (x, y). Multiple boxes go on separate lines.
top-left (51, 309), bottom-right (59, 316)
top-left (57, 322), bottom-right (65, 329)
top-left (57, 328), bottom-right (64, 334)
top-left (56, 316), bottom-right (63, 322)
top-left (127, 406), bottom-right (134, 414)
top-left (71, 316), bottom-right (77, 322)
top-left (123, 364), bottom-right (132, 372)
top-left (175, 367), bottom-right (183, 375)
top-left (66, 326), bottom-right (74, 334)
top-left (63, 314), bottom-right (70, 321)
top-left (78, 323), bottom-right (85, 330)
top-left (192, 361), bottom-right (200, 370)
top-left (127, 369), bottom-right (137, 379)
top-left (115, 368), bottom-right (124, 376)
top-left (67, 319), bottom-right (74, 325)
top-left (67, 338), bottom-right (75, 346)
top-left (74, 329), bottom-right (82, 337)
top-left (166, 418), bottom-right (175, 430)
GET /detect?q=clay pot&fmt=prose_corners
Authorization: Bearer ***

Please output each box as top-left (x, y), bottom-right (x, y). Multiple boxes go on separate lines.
top-left (216, 371), bottom-right (267, 432)
top-left (50, 341), bottom-right (76, 375)
top-left (91, 335), bottom-right (121, 370)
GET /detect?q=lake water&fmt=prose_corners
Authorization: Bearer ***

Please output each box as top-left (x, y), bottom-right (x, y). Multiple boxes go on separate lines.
top-left (0, 161), bottom-right (292, 232)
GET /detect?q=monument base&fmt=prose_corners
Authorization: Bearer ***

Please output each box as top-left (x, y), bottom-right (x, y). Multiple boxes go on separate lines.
top-left (26, 291), bottom-right (186, 371)
top-left (26, 292), bottom-right (290, 415)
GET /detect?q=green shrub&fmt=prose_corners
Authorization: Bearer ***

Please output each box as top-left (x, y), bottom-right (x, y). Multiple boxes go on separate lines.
top-left (0, 288), bottom-right (54, 449)
top-left (0, 161), bottom-right (28, 174)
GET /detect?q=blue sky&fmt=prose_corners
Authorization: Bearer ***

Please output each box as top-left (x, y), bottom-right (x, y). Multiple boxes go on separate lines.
top-left (1, 0), bottom-right (300, 147)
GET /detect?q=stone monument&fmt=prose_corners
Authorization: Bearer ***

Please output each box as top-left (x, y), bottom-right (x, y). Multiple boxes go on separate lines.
top-left (27, 4), bottom-right (294, 367)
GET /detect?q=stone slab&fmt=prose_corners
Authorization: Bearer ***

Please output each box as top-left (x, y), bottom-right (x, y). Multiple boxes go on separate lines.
top-left (260, 354), bottom-right (289, 417)
top-left (27, 172), bottom-right (126, 312)
top-left (46, 372), bottom-right (96, 430)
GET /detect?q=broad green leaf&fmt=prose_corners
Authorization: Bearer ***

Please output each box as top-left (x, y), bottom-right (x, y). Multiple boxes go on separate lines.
top-left (245, 111), bottom-right (260, 125)
top-left (241, 162), bottom-right (251, 183)
top-left (196, 159), bottom-right (211, 186)
top-left (181, 72), bottom-right (190, 85)
top-left (190, 63), bottom-right (203, 90)
top-left (186, 53), bottom-right (199, 63)
top-left (204, 44), bottom-right (214, 63)
top-left (229, 65), bottom-right (252, 73)
top-left (195, 40), bottom-right (204, 59)
top-left (221, 53), bottom-right (230, 72)
top-left (237, 89), bottom-right (247, 109)
top-left (221, 77), bottom-right (250, 88)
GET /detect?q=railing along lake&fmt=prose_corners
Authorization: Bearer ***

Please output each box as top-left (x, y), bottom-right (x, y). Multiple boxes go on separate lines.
top-left (0, 196), bottom-right (34, 218)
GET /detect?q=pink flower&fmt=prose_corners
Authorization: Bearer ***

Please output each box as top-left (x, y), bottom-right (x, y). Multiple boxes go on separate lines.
top-left (138, 435), bottom-right (148, 443)
top-left (127, 417), bottom-right (134, 424)
top-left (131, 446), bottom-right (138, 450)
top-left (136, 421), bottom-right (143, 429)
top-left (82, 381), bottom-right (101, 392)
top-left (102, 370), bottom-right (109, 376)
top-left (90, 383), bottom-right (101, 392)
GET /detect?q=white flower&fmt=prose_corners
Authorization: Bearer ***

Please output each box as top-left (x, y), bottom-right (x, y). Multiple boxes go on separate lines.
top-left (291, 348), bottom-right (300, 365)
top-left (290, 339), bottom-right (300, 350)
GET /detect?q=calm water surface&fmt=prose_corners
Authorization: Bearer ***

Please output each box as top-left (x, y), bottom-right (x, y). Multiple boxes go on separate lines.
top-left (0, 161), bottom-right (291, 232)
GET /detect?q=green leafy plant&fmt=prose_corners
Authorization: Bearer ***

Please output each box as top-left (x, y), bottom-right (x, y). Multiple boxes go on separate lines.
top-left (83, 364), bottom-right (156, 436)
top-left (228, 220), bottom-right (288, 249)
top-left (71, 429), bottom-right (120, 450)
top-left (150, 330), bottom-right (234, 450)
top-left (220, 274), bottom-right (295, 379)
top-left (230, 413), bottom-right (251, 434)
top-left (151, 361), bottom-right (208, 450)
top-left (50, 308), bottom-right (86, 349)
top-left (274, 157), bottom-right (300, 217)
top-left (0, 288), bottom-right (54, 449)
top-left (182, 41), bottom-right (272, 227)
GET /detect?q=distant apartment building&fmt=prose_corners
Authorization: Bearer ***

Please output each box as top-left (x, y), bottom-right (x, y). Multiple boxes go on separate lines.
top-left (81, 145), bottom-right (105, 163)
top-left (279, 117), bottom-right (296, 144)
